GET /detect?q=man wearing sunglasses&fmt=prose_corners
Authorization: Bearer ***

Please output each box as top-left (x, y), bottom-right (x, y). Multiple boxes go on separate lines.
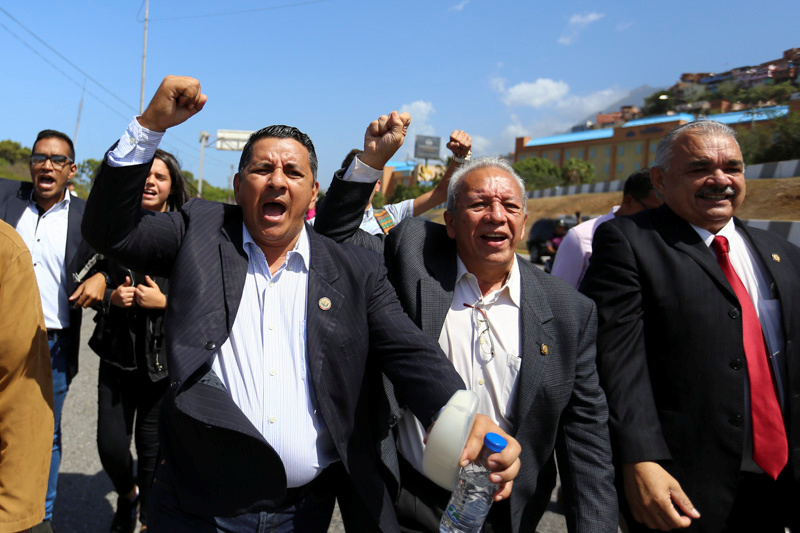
top-left (0, 129), bottom-right (106, 533)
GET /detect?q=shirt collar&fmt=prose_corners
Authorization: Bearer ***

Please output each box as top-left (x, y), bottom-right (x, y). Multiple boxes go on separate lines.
top-left (241, 222), bottom-right (311, 272)
top-left (30, 189), bottom-right (70, 214)
top-left (455, 254), bottom-right (521, 308)
top-left (690, 218), bottom-right (737, 248)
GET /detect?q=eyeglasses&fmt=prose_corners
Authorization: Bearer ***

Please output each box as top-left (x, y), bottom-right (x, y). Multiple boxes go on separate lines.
top-left (30, 154), bottom-right (73, 169)
top-left (464, 303), bottom-right (495, 358)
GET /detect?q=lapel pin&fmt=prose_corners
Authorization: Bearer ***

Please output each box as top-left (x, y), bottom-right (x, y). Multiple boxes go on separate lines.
top-left (771, 253), bottom-right (781, 263)
top-left (318, 297), bottom-right (332, 311)
top-left (540, 344), bottom-right (549, 355)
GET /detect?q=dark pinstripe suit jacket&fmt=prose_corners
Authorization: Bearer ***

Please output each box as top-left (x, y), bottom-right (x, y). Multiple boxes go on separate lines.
top-left (82, 160), bottom-right (464, 530)
top-left (315, 178), bottom-right (618, 533)
top-left (0, 178), bottom-right (95, 380)
top-left (580, 204), bottom-right (800, 532)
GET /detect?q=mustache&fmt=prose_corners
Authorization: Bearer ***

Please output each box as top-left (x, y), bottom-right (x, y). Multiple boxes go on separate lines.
top-left (696, 186), bottom-right (735, 198)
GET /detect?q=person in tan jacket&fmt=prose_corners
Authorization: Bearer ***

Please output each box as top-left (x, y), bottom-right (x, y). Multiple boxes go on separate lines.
top-left (0, 219), bottom-right (54, 532)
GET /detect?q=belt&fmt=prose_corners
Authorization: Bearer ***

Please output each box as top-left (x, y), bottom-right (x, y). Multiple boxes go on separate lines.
top-left (281, 461), bottom-right (341, 508)
top-left (47, 328), bottom-right (71, 341)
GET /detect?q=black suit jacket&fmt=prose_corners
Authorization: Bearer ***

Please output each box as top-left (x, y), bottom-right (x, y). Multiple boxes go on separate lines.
top-left (0, 178), bottom-right (94, 379)
top-left (580, 204), bottom-right (800, 532)
top-left (315, 177), bottom-right (618, 532)
top-left (82, 160), bottom-right (464, 531)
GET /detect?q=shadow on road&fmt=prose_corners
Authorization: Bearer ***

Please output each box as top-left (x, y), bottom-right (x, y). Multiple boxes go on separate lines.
top-left (53, 470), bottom-right (115, 532)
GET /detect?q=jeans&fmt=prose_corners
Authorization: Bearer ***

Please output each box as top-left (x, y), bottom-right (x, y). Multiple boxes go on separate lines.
top-left (45, 336), bottom-right (71, 520)
top-left (149, 460), bottom-right (337, 532)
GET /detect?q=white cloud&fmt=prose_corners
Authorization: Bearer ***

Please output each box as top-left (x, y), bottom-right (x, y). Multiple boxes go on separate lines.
top-left (489, 76), bottom-right (506, 93)
top-left (489, 77), bottom-right (630, 152)
top-left (615, 20), bottom-right (633, 31)
top-left (449, 0), bottom-right (469, 11)
top-left (493, 76), bottom-right (626, 118)
top-left (558, 12), bottom-right (605, 45)
top-left (470, 135), bottom-right (493, 156)
top-left (398, 101), bottom-right (436, 159)
top-left (400, 100), bottom-right (436, 136)
top-left (501, 79), bottom-right (570, 108)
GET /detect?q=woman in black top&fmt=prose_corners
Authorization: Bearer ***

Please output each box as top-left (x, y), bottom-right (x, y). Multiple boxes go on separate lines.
top-left (90, 150), bottom-right (189, 533)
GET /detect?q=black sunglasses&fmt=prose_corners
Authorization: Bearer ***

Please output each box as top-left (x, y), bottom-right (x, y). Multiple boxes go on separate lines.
top-left (30, 154), bottom-right (73, 168)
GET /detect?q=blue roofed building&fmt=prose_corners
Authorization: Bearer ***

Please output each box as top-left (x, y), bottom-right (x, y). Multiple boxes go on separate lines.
top-left (514, 103), bottom-right (798, 182)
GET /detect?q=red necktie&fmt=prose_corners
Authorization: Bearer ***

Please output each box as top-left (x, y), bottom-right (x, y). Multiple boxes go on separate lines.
top-left (711, 235), bottom-right (787, 479)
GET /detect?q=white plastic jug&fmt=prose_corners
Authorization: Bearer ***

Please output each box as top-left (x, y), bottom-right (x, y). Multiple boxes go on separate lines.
top-left (422, 390), bottom-right (479, 490)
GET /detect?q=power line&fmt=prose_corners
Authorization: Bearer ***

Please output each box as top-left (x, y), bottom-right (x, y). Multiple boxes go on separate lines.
top-left (139, 0), bottom-right (331, 22)
top-left (0, 7), bottom-right (138, 113)
top-left (0, 20), bottom-right (131, 122)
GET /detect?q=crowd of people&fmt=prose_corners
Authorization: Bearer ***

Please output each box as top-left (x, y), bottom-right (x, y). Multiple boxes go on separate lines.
top-left (0, 74), bottom-right (797, 533)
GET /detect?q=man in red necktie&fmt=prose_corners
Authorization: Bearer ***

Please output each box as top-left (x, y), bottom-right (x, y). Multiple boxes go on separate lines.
top-left (580, 119), bottom-right (800, 532)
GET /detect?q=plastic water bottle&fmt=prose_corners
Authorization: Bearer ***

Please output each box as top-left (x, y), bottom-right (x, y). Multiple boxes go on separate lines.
top-left (440, 432), bottom-right (507, 533)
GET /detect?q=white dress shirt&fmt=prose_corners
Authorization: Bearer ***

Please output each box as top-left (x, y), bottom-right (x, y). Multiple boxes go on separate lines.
top-left (397, 256), bottom-right (523, 474)
top-left (211, 225), bottom-right (336, 487)
top-left (108, 117), bottom-right (337, 487)
top-left (14, 194), bottom-right (71, 329)
top-left (551, 207), bottom-right (618, 289)
top-left (693, 218), bottom-right (786, 473)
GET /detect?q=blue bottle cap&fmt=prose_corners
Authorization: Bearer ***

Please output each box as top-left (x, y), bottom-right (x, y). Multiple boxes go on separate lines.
top-left (484, 432), bottom-right (507, 453)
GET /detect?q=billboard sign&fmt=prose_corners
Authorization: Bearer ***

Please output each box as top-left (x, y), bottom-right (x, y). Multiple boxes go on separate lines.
top-left (216, 129), bottom-right (254, 151)
top-left (414, 135), bottom-right (441, 160)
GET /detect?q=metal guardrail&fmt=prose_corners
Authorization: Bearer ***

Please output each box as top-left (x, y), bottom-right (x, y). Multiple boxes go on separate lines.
top-left (523, 159), bottom-right (800, 248)
top-left (525, 159), bottom-right (800, 199)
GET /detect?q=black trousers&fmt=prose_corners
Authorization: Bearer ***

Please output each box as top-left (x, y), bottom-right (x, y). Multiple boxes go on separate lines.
top-left (395, 454), bottom-right (511, 533)
top-left (97, 360), bottom-right (168, 525)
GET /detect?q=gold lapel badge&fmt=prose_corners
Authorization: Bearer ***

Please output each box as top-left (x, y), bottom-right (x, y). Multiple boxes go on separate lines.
top-left (318, 297), bottom-right (332, 311)
top-left (540, 344), bottom-right (549, 355)
top-left (771, 253), bottom-right (781, 263)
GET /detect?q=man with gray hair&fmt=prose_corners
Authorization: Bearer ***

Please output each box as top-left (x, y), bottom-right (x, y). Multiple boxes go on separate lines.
top-left (316, 126), bottom-right (617, 532)
top-left (581, 119), bottom-right (800, 532)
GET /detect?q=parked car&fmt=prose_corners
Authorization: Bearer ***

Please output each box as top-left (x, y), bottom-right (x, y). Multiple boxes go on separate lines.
top-left (526, 216), bottom-right (579, 264)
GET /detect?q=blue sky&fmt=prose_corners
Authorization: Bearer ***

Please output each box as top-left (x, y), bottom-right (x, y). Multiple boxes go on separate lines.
top-left (2, 1), bottom-right (797, 190)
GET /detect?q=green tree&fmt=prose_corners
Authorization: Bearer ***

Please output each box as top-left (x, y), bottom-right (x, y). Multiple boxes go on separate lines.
top-left (0, 140), bottom-right (31, 164)
top-left (562, 158), bottom-right (595, 185)
top-left (512, 157), bottom-right (562, 190)
top-left (715, 80), bottom-right (742, 103)
top-left (184, 170), bottom-right (235, 203)
top-left (643, 90), bottom-right (673, 115)
top-left (372, 191), bottom-right (385, 209)
top-left (738, 112), bottom-right (800, 164)
top-left (387, 183), bottom-right (428, 204)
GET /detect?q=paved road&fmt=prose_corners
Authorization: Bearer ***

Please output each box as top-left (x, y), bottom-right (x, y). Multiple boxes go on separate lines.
top-left (52, 310), bottom-right (570, 532)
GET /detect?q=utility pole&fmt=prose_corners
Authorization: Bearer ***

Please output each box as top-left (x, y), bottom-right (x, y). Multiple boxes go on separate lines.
top-left (198, 131), bottom-right (209, 198)
top-left (228, 164), bottom-right (235, 204)
top-left (140, 0), bottom-right (150, 114)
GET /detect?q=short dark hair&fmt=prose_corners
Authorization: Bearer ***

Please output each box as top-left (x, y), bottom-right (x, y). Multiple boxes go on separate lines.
top-left (34, 129), bottom-right (75, 161)
top-left (623, 168), bottom-right (654, 201)
top-left (155, 149), bottom-right (190, 211)
top-left (238, 125), bottom-right (318, 182)
top-left (341, 148), bottom-right (363, 170)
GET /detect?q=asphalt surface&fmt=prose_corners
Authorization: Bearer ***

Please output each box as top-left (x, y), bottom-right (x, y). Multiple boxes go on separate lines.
top-left (52, 309), bottom-right (571, 532)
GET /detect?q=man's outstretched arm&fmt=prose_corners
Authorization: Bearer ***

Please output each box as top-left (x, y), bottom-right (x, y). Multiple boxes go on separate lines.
top-left (314, 111), bottom-right (410, 250)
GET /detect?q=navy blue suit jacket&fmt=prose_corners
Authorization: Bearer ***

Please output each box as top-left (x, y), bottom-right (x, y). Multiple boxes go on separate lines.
top-left (82, 160), bottom-right (464, 530)
top-left (0, 178), bottom-right (94, 379)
